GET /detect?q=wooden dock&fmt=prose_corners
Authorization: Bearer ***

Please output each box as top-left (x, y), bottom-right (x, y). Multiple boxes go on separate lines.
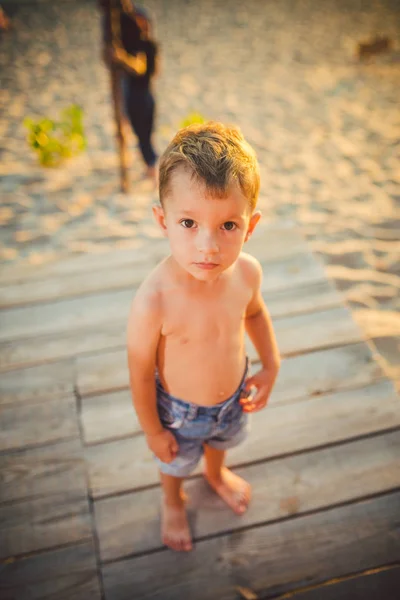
top-left (0, 221), bottom-right (399, 600)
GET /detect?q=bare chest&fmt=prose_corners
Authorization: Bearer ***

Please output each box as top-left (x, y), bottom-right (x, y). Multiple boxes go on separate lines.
top-left (162, 286), bottom-right (251, 341)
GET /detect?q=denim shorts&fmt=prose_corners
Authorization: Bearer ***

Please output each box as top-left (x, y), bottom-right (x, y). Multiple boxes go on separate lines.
top-left (155, 359), bottom-right (250, 477)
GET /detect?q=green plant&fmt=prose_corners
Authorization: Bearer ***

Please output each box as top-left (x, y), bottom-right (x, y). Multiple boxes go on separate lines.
top-left (24, 104), bottom-right (86, 167)
top-left (179, 112), bottom-right (206, 129)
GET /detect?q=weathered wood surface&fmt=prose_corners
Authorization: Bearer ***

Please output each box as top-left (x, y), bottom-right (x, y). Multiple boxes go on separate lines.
top-left (101, 492), bottom-right (400, 600)
top-left (81, 389), bottom-right (141, 445)
top-left (85, 380), bottom-right (399, 498)
top-left (0, 243), bottom-right (320, 312)
top-left (262, 278), bottom-right (341, 318)
top-left (249, 305), bottom-right (362, 359)
top-left (74, 310), bottom-right (366, 399)
top-left (0, 235), bottom-right (168, 284)
top-left (280, 566), bottom-right (400, 600)
top-left (94, 431), bottom-right (400, 560)
top-left (0, 395), bottom-right (79, 452)
top-left (0, 258), bottom-right (332, 344)
top-left (0, 297), bottom-right (358, 374)
top-left (0, 288), bottom-right (134, 341)
top-left (0, 223), bottom-right (305, 285)
top-left (0, 325), bottom-right (124, 373)
top-left (0, 359), bottom-right (75, 406)
top-left (0, 325), bottom-right (119, 377)
top-left (0, 283), bottom-right (346, 373)
top-left (80, 342), bottom-right (383, 445)
top-left (0, 261), bottom-right (152, 310)
top-left (0, 439), bottom-right (86, 503)
top-left (0, 541), bottom-right (102, 600)
top-left (0, 220), bottom-right (398, 600)
top-left (0, 224), bottom-right (311, 311)
top-left (77, 341), bottom-right (383, 400)
top-left (0, 454), bottom-right (92, 558)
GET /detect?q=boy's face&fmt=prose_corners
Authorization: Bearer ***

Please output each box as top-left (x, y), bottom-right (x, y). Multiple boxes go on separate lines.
top-left (153, 167), bottom-right (261, 282)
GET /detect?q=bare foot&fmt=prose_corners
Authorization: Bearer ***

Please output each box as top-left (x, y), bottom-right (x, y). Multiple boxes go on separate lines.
top-left (161, 498), bottom-right (192, 552)
top-left (204, 467), bottom-right (251, 515)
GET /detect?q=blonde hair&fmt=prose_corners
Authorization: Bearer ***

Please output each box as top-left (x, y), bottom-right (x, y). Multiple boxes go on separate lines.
top-left (159, 121), bottom-right (260, 210)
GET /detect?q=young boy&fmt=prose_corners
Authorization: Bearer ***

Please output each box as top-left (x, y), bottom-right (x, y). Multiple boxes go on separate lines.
top-left (127, 122), bottom-right (281, 552)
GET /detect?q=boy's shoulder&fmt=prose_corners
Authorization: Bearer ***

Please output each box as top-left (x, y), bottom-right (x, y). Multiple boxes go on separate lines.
top-left (131, 259), bottom-right (170, 314)
top-left (237, 252), bottom-right (262, 286)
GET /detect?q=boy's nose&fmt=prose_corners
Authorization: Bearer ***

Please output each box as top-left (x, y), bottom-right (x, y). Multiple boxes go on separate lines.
top-left (196, 230), bottom-right (219, 254)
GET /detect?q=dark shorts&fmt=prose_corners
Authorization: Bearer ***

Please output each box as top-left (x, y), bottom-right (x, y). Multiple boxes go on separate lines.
top-left (155, 359), bottom-right (250, 477)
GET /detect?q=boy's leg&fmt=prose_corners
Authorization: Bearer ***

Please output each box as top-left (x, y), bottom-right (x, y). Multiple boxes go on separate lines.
top-left (160, 471), bottom-right (192, 552)
top-left (203, 444), bottom-right (251, 515)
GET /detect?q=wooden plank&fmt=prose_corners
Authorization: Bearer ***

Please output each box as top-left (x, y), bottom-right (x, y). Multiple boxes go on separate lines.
top-left (0, 288), bottom-right (133, 342)
top-left (85, 379), bottom-right (399, 498)
top-left (279, 566), bottom-right (400, 600)
top-left (0, 324), bottom-right (125, 373)
top-left (245, 224), bottom-right (309, 262)
top-left (272, 342), bottom-right (383, 404)
top-left (94, 430), bottom-right (400, 560)
top-left (81, 389), bottom-right (140, 445)
top-left (17, 303), bottom-right (359, 391)
top-left (248, 305), bottom-right (363, 360)
top-left (101, 492), bottom-right (400, 600)
top-left (0, 222), bottom-right (303, 286)
top-left (77, 349), bottom-right (127, 397)
top-left (81, 343), bottom-right (383, 445)
top-left (1, 287), bottom-right (347, 372)
top-left (0, 439), bottom-right (86, 503)
top-left (3, 303), bottom-right (361, 373)
top-left (0, 541), bottom-right (101, 600)
top-left (263, 278), bottom-right (342, 319)
top-left (0, 359), bottom-right (75, 406)
top-left (77, 341), bottom-right (382, 401)
top-left (0, 396), bottom-right (79, 452)
top-left (0, 262), bottom-right (148, 309)
top-left (0, 252), bottom-right (324, 343)
top-left (0, 238), bottom-right (319, 311)
top-left (0, 471), bottom-right (92, 559)
top-left (260, 251), bottom-right (325, 293)
top-left (0, 235), bottom-right (168, 285)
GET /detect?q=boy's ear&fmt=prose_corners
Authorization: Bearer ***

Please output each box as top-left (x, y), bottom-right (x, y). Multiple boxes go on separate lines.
top-left (245, 210), bottom-right (261, 242)
top-left (152, 205), bottom-right (168, 236)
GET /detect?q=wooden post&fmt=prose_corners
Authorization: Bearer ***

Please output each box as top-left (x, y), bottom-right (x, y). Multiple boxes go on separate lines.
top-left (104, 0), bottom-right (129, 193)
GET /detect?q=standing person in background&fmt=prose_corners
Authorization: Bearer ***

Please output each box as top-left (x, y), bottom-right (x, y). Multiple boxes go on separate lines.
top-left (100, 0), bottom-right (159, 181)
top-left (0, 5), bottom-right (11, 31)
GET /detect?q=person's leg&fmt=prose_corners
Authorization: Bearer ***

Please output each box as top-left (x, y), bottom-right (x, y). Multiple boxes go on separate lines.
top-left (125, 83), bottom-right (157, 170)
top-left (141, 89), bottom-right (157, 168)
top-left (160, 471), bottom-right (192, 552)
top-left (203, 444), bottom-right (251, 515)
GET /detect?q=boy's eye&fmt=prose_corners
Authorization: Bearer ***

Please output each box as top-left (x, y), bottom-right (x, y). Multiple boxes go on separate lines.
top-left (180, 219), bottom-right (195, 228)
top-left (222, 221), bottom-right (237, 231)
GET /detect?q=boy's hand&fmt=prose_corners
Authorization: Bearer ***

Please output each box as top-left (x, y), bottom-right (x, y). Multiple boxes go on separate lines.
top-left (240, 367), bottom-right (277, 413)
top-left (146, 429), bottom-right (179, 463)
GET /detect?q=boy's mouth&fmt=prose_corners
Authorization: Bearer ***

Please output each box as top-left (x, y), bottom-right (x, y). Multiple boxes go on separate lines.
top-left (194, 262), bottom-right (219, 270)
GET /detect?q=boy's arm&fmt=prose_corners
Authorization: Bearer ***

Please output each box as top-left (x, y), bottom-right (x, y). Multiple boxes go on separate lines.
top-left (242, 259), bottom-right (281, 411)
top-left (246, 297), bottom-right (280, 371)
top-left (127, 289), bottom-right (162, 436)
top-left (127, 288), bottom-right (179, 463)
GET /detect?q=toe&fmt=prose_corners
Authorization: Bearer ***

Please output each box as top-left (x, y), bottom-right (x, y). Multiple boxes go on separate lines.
top-left (173, 539), bottom-right (182, 552)
top-left (184, 539), bottom-right (192, 551)
top-left (177, 538), bottom-right (184, 552)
